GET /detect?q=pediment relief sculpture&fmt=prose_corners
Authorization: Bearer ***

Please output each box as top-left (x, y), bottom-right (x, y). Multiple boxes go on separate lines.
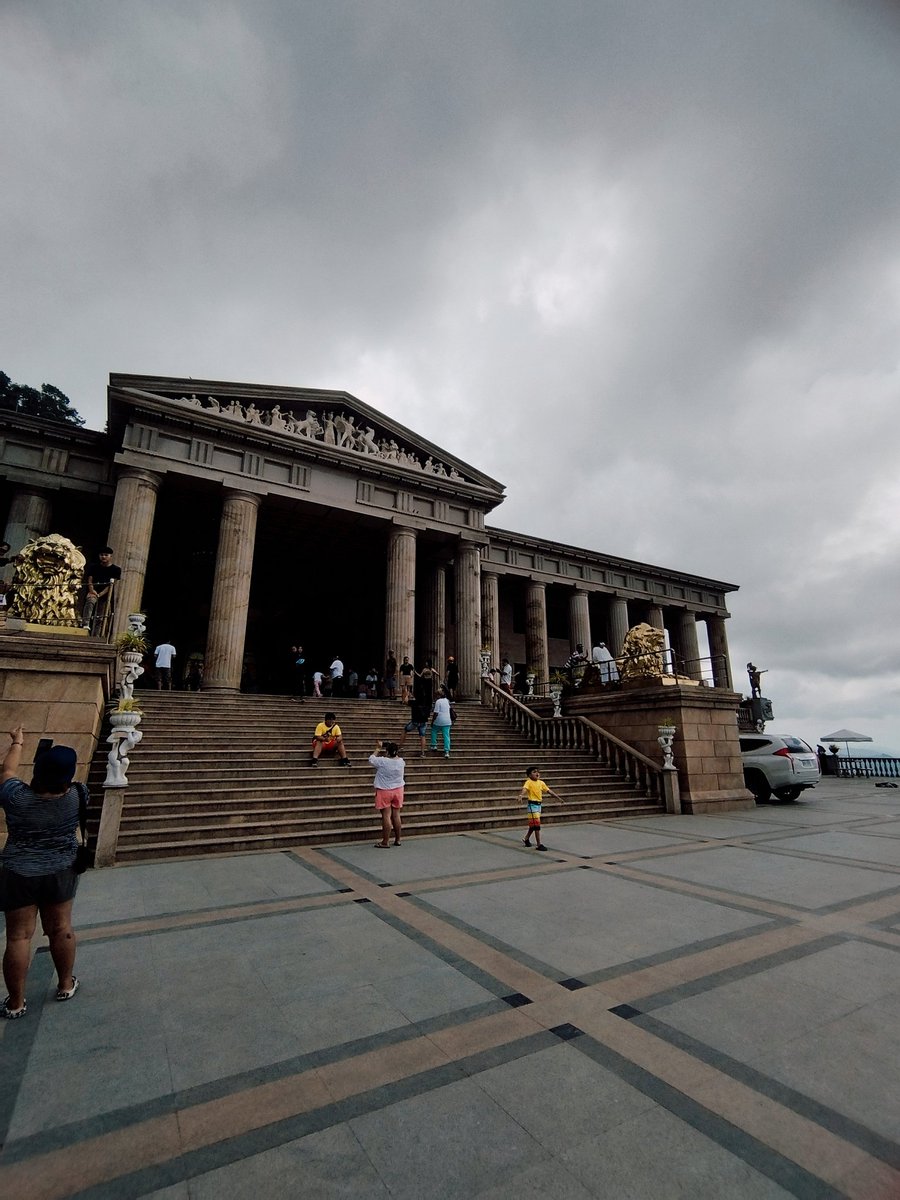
top-left (175, 393), bottom-right (467, 482)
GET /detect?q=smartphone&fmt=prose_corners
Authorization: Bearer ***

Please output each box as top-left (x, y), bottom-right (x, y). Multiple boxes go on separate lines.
top-left (37, 738), bottom-right (53, 755)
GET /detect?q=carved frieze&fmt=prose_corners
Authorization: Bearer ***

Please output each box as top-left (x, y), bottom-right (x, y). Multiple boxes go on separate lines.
top-left (175, 393), bottom-right (469, 483)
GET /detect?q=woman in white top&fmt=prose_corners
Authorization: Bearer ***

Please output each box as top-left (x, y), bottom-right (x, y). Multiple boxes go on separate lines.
top-left (369, 740), bottom-right (406, 848)
top-left (429, 687), bottom-right (453, 758)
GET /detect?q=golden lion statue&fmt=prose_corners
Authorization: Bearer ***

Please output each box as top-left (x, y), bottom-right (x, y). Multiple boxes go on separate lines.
top-left (619, 622), bottom-right (666, 680)
top-left (10, 534), bottom-right (86, 626)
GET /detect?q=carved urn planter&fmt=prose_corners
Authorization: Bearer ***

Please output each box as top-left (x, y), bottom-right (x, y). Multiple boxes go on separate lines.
top-left (109, 711), bottom-right (141, 730)
top-left (121, 651), bottom-right (143, 667)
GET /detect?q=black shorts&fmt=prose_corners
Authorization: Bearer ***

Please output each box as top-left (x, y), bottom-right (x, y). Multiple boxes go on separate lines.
top-left (0, 865), bottom-right (79, 912)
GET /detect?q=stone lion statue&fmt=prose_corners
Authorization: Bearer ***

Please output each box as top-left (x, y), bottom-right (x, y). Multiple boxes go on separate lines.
top-left (10, 534), bottom-right (86, 626)
top-left (619, 622), bottom-right (666, 680)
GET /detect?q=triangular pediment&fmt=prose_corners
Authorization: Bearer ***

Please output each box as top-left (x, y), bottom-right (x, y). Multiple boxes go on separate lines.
top-left (109, 373), bottom-right (503, 498)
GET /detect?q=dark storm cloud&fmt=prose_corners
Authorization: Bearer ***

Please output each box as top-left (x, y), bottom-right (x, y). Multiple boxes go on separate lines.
top-left (2, 0), bottom-right (899, 747)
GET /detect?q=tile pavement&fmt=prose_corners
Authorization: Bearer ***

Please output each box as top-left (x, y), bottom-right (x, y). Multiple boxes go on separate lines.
top-left (2, 777), bottom-right (900, 1198)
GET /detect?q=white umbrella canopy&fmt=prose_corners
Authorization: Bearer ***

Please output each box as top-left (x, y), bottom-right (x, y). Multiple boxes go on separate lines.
top-left (821, 729), bottom-right (873, 755)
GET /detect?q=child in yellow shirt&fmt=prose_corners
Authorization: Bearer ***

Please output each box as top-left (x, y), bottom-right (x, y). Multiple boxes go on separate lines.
top-left (521, 766), bottom-right (563, 851)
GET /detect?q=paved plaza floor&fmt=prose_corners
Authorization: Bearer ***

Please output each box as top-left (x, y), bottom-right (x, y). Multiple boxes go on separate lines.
top-left (2, 777), bottom-right (900, 1198)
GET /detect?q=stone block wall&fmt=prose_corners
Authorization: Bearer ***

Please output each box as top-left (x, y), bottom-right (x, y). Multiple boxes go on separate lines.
top-left (566, 681), bottom-right (753, 814)
top-left (0, 632), bottom-right (117, 786)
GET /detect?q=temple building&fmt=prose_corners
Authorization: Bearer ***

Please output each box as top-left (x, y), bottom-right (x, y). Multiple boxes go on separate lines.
top-left (0, 374), bottom-right (738, 696)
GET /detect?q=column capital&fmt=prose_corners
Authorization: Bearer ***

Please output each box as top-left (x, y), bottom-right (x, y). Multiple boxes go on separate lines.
top-left (116, 466), bottom-right (163, 489)
top-left (221, 488), bottom-right (262, 509)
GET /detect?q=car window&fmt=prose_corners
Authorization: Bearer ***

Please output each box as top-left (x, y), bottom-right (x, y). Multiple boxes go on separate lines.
top-left (781, 737), bottom-right (813, 753)
top-left (740, 738), bottom-right (770, 751)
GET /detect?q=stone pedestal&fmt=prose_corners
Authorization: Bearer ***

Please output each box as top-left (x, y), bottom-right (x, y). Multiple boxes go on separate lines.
top-left (0, 632), bottom-right (117, 784)
top-left (203, 489), bottom-right (261, 692)
top-left (567, 682), bottom-right (753, 813)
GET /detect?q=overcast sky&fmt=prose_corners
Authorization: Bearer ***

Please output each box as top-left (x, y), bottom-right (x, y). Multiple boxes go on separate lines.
top-left (2, 1), bottom-right (899, 751)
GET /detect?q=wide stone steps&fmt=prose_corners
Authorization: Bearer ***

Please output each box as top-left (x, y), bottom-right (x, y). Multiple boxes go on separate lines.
top-left (92, 693), bottom-right (663, 861)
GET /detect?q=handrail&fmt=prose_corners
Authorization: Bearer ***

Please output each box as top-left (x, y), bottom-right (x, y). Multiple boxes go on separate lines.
top-left (481, 678), bottom-right (667, 802)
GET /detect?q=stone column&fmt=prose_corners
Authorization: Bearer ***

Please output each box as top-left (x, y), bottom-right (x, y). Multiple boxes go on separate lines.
top-left (202, 489), bottom-right (261, 693)
top-left (3, 488), bottom-right (53, 558)
top-left (384, 525), bottom-right (417, 667)
top-left (106, 468), bottom-right (163, 637)
top-left (646, 605), bottom-right (665, 630)
top-left (422, 563), bottom-right (445, 669)
top-left (705, 615), bottom-right (734, 689)
top-left (455, 541), bottom-right (482, 697)
top-left (677, 610), bottom-right (703, 681)
top-left (568, 588), bottom-right (591, 652)
top-left (481, 570), bottom-right (500, 672)
top-left (525, 580), bottom-right (549, 686)
top-left (609, 597), bottom-right (630, 656)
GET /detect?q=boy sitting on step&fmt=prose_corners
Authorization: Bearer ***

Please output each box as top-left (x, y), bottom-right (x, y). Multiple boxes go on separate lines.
top-left (310, 712), bottom-right (351, 767)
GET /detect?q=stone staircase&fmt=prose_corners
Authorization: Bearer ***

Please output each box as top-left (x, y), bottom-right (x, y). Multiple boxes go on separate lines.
top-left (87, 693), bottom-right (664, 862)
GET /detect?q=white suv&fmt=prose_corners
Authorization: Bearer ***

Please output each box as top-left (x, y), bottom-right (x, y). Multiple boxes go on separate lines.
top-left (739, 734), bottom-right (820, 802)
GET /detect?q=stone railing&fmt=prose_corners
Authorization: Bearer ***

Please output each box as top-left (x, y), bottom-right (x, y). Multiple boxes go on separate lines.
top-left (481, 678), bottom-right (673, 806)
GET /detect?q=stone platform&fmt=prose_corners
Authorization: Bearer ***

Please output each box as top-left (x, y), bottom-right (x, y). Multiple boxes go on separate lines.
top-left (2, 777), bottom-right (900, 1198)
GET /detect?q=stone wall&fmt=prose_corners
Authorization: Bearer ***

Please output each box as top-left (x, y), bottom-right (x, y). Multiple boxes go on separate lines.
top-left (0, 632), bottom-right (116, 786)
top-left (566, 680), bottom-right (753, 813)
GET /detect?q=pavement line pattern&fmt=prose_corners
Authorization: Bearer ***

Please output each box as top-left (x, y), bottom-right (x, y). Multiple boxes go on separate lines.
top-left (2, 778), bottom-right (900, 1198)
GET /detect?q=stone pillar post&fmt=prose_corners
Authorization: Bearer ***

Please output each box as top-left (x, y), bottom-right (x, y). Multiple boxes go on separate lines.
top-left (106, 468), bottom-right (163, 637)
top-left (677, 610), bottom-right (703, 680)
top-left (202, 489), bottom-right (261, 693)
top-left (455, 541), bottom-right (482, 697)
top-left (3, 488), bottom-right (53, 558)
top-left (705, 615), bottom-right (734, 689)
top-left (384, 525), bottom-right (417, 667)
top-left (525, 580), bottom-right (549, 686)
top-left (647, 606), bottom-right (665, 630)
top-left (569, 588), bottom-right (591, 652)
top-left (609, 597), bottom-right (630, 656)
top-left (481, 570), bottom-right (500, 673)
top-left (422, 563), bottom-right (445, 670)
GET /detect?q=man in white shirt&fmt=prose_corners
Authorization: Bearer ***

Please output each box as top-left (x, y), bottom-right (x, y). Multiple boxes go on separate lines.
top-left (155, 641), bottom-right (177, 690)
top-left (330, 655), bottom-right (344, 696)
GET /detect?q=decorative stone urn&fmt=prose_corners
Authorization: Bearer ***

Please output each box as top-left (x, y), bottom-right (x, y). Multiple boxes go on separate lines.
top-left (549, 685), bottom-right (563, 717)
top-left (657, 724), bottom-right (677, 769)
top-left (480, 650), bottom-right (492, 679)
top-left (525, 672), bottom-right (536, 698)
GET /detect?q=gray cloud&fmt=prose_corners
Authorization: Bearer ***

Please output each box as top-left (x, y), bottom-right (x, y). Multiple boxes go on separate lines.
top-left (2, 0), bottom-right (899, 750)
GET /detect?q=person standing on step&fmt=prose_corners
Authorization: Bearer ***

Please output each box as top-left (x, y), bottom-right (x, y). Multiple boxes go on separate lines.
top-left (330, 654), bottom-right (345, 696)
top-left (429, 685), bottom-right (453, 758)
top-left (521, 766), bottom-right (564, 851)
top-left (384, 651), bottom-right (398, 700)
top-left (370, 739), bottom-right (405, 848)
top-left (444, 656), bottom-right (459, 701)
top-left (399, 656), bottom-right (414, 702)
top-left (1, 729), bottom-right (83, 1018)
top-left (309, 712), bottom-right (351, 767)
top-left (154, 639), bottom-right (176, 690)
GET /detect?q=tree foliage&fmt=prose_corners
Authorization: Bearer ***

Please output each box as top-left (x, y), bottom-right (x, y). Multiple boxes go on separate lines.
top-left (0, 372), bottom-right (85, 426)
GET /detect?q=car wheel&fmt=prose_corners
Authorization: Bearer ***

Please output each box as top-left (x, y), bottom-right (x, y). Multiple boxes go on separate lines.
top-left (774, 786), bottom-right (802, 802)
top-left (744, 770), bottom-right (771, 803)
